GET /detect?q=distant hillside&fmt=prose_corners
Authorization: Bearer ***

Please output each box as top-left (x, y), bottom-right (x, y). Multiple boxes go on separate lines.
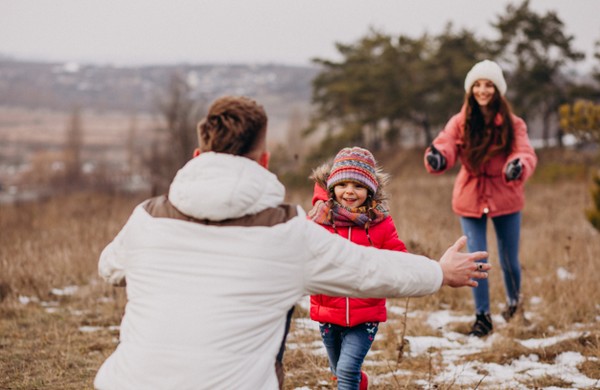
top-left (0, 59), bottom-right (318, 121)
top-left (0, 59), bottom-right (321, 193)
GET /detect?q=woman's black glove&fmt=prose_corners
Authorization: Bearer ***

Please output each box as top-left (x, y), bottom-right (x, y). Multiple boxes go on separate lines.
top-left (426, 144), bottom-right (447, 171)
top-left (505, 158), bottom-right (522, 181)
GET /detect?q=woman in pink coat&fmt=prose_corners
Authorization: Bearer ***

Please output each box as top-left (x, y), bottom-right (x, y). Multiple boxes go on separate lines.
top-left (424, 60), bottom-right (537, 337)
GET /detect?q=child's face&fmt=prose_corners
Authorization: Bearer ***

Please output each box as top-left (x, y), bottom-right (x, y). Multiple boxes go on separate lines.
top-left (333, 182), bottom-right (369, 209)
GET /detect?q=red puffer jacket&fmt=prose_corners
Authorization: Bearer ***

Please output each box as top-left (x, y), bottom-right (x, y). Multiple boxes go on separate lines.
top-left (309, 183), bottom-right (407, 327)
top-left (424, 107), bottom-right (537, 218)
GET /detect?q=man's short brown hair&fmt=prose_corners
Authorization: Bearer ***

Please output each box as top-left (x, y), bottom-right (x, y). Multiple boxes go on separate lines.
top-left (197, 96), bottom-right (267, 157)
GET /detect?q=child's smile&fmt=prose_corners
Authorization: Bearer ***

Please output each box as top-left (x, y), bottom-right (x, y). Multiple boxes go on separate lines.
top-left (334, 182), bottom-right (369, 209)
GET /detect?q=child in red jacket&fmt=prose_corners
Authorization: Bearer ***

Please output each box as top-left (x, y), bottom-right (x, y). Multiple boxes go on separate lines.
top-left (308, 146), bottom-right (406, 390)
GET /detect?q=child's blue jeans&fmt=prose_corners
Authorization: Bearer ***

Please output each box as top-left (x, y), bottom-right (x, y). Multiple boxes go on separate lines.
top-left (460, 211), bottom-right (522, 314)
top-left (319, 322), bottom-right (378, 390)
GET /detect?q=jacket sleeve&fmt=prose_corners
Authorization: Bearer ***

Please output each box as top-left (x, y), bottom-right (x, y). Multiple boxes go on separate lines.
top-left (301, 217), bottom-right (443, 298)
top-left (380, 217), bottom-right (407, 252)
top-left (98, 216), bottom-right (133, 287)
top-left (503, 116), bottom-right (538, 185)
top-left (424, 113), bottom-right (462, 174)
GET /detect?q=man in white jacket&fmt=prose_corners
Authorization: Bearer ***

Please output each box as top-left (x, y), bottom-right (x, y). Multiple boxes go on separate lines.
top-left (95, 96), bottom-right (489, 390)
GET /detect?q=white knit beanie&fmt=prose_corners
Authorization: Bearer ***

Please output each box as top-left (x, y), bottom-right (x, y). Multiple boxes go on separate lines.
top-left (464, 60), bottom-right (507, 96)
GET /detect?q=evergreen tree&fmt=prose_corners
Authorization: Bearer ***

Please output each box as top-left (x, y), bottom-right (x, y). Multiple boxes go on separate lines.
top-left (491, 0), bottom-right (584, 146)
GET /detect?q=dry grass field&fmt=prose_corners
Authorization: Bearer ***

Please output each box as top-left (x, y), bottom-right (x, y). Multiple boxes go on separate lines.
top-left (1, 148), bottom-right (599, 389)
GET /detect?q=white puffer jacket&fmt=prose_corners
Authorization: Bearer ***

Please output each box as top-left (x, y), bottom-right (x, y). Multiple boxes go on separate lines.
top-left (95, 152), bottom-right (443, 390)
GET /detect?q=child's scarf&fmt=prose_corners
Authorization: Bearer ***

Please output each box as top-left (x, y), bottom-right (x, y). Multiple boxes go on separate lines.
top-left (308, 198), bottom-right (389, 228)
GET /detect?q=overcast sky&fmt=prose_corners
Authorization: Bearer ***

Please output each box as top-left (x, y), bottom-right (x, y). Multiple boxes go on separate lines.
top-left (1, 0), bottom-right (598, 69)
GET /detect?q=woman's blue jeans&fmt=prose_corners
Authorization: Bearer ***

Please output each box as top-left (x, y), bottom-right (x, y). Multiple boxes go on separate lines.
top-left (460, 211), bottom-right (522, 314)
top-left (319, 322), bottom-right (378, 390)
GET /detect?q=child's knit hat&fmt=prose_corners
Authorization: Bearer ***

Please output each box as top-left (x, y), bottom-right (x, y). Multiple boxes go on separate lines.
top-left (326, 147), bottom-right (378, 195)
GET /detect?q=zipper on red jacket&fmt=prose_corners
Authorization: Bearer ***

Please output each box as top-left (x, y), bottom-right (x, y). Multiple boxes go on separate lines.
top-left (346, 227), bottom-right (352, 326)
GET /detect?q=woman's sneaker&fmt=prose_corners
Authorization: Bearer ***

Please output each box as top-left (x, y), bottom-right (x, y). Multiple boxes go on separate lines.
top-left (468, 313), bottom-right (493, 337)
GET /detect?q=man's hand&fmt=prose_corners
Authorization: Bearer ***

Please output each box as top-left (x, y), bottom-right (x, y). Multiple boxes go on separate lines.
top-left (426, 144), bottom-right (447, 171)
top-left (439, 236), bottom-right (490, 288)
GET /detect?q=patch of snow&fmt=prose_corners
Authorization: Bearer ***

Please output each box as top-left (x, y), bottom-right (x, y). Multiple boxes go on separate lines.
top-left (387, 305), bottom-right (419, 317)
top-left (288, 340), bottom-right (322, 350)
top-left (557, 267), bottom-right (576, 280)
top-left (405, 335), bottom-right (462, 356)
top-left (40, 300), bottom-right (59, 307)
top-left (512, 352), bottom-right (597, 389)
top-left (289, 340), bottom-right (327, 356)
top-left (436, 360), bottom-right (522, 388)
top-left (426, 310), bottom-right (473, 330)
top-left (286, 306), bottom-right (598, 389)
top-left (435, 352), bottom-right (598, 388)
top-left (79, 326), bottom-right (103, 333)
top-left (294, 317), bottom-right (319, 332)
top-left (530, 296), bottom-right (542, 305)
top-left (297, 295), bottom-right (310, 311)
top-left (18, 295), bottom-right (39, 305)
top-left (517, 331), bottom-right (581, 349)
top-left (50, 285), bottom-right (79, 296)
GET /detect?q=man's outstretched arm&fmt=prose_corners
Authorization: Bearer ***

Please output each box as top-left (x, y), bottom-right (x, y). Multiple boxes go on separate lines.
top-left (302, 218), bottom-right (489, 298)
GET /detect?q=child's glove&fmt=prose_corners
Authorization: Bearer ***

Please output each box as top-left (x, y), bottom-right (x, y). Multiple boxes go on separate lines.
top-left (426, 144), bottom-right (447, 171)
top-left (505, 158), bottom-right (522, 181)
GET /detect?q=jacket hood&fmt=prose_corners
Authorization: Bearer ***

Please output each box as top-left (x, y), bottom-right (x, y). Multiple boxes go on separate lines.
top-left (168, 152), bottom-right (285, 221)
top-left (310, 160), bottom-right (389, 202)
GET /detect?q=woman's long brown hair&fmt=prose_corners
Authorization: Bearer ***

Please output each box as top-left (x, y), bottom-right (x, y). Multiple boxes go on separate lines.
top-left (463, 89), bottom-right (515, 173)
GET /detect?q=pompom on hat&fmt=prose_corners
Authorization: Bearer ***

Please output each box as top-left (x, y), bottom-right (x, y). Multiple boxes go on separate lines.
top-left (326, 147), bottom-right (379, 195)
top-left (464, 59), bottom-right (507, 96)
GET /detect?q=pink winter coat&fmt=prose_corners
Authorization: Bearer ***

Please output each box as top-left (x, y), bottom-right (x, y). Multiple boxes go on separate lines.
top-left (309, 183), bottom-right (407, 327)
top-left (424, 107), bottom-right (537, 218)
